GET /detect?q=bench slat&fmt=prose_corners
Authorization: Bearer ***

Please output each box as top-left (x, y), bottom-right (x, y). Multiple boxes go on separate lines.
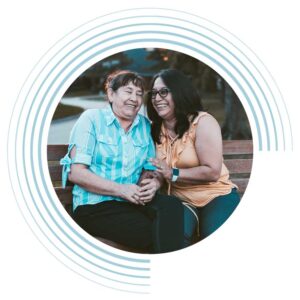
top-left (55, 178), bottom-right (249, 201)
top-left (222, 140), bottom-right (253, 155)
top-left (49, 164), bottom-right (62, 182)
top-left (48, 140), bottom-right (252, 252)
top-left (55, 186), bottom-right (73, 206)
top-left (224, 159), bottom-right (252, 174)
top-left (49, 158), bottom-right (253, 182)
top-left (49, 141), bottom-right (252, 214)
top-left (47, 140), bottom-right (254, 160)
top-left (48, 144), bottom-right (68, 161)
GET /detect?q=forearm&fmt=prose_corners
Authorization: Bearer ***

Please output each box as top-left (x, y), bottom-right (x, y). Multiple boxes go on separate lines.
top-left (68, 166), bottom-right (120, 197)
top-left (175, 165), bottom-right (221, 184)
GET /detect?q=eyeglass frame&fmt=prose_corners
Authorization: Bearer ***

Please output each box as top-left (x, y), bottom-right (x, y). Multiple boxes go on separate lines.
top-left (149, 87), bottom-right (171, 99)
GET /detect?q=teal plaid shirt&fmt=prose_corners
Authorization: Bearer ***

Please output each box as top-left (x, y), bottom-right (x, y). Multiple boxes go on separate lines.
top-left (60, 106), bottom-right (155, 211)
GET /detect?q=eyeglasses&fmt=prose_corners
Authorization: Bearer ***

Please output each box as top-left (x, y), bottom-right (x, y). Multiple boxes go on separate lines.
top-left (149, 88), bottom-right (171, 99)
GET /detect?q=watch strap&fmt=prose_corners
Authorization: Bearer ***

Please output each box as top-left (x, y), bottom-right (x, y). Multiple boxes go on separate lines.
top-left (171, 168), bottom-right (179, 182)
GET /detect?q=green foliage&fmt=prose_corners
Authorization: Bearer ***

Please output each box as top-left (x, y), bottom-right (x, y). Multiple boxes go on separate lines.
top-left (52, 103), bottom-right (84, 120)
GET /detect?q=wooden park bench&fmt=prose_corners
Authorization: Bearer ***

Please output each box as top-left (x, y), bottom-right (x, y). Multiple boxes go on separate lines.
top-left (47, 140), bottom-right (253, 251)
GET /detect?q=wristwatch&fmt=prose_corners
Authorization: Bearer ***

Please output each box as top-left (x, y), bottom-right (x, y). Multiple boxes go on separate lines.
top-left (171, 168), bottom-right (179, 182)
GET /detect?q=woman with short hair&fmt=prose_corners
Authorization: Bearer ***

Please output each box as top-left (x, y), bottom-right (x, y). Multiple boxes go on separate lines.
top-left (60, 70), bottom-right (186, 253)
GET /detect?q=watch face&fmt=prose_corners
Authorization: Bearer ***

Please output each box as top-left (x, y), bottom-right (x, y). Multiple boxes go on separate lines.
top-left (173, 168), bottom-right (179, 176)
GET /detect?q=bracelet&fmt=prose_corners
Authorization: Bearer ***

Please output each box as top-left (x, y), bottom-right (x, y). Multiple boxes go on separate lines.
top-left (171, 168), bottom-right (179, 182)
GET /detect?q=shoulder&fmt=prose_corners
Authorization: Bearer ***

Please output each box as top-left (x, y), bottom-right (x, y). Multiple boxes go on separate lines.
top-left (188, 112), bottom-right (220, 135)
top-left (195, 112), bottom-right (221, 138)
top-left (197, 112), bottom-right (219, 126)
top-left (79, 108), bottom-right (104, 121)
top-left (190, 111), bottom-right (218, 127)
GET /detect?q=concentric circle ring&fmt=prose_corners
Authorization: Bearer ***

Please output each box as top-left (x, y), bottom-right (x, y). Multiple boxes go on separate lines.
top-left (7, 8), bottom-right (293, 293)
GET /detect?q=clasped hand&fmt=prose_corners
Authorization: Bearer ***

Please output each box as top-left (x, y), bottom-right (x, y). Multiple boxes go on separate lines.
top-left (119, 178), bottom-right (160, 205)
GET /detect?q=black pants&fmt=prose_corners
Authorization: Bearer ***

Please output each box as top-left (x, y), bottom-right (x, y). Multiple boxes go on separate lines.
top-left (72, 194), bottom-right (184, 254)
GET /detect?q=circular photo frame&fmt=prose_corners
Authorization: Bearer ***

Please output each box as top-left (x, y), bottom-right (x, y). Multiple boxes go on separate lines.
top-left (7, 8), bottom-right (293, 294)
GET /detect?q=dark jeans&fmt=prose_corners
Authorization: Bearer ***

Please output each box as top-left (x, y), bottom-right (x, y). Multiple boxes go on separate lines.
top-left (196, 188), bottom-right (240, 240)
top-left (72, 193), bottom-right (185, 254)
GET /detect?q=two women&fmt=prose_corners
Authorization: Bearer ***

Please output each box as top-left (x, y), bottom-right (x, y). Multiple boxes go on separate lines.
top-left (61, 68), bottom-right (241, 253)
top-left (60, 70), bottom-right (186, 253)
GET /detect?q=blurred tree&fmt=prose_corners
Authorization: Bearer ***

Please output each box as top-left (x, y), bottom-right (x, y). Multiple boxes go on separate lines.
top-left (146, 48), bottom-right (252, 139)
top-left (65, 52), bottom-right (132, 94)
top-left (146, 49), bottom-right (218, 93)
top-left (220, 81), bottom-right (252, 139)
top-left (146, 49), bottom-right (172, 70)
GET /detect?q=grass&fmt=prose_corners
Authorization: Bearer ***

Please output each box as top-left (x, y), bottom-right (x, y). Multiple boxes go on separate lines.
top-left (52, 103), bottom-right (84, 120)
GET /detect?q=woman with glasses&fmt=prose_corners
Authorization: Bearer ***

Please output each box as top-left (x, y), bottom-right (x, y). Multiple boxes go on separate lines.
top-left (60, 70), bottom-right (186, 253)
top-left (146, 69), bottom-right (240, 241)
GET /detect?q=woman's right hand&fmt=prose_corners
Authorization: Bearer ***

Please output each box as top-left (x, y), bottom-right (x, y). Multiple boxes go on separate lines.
top-left (118, 184), bottom-right (144, 205)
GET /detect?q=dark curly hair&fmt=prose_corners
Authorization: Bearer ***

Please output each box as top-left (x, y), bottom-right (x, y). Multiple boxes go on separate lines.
top-left (146, 69), bottom-right (204, 144)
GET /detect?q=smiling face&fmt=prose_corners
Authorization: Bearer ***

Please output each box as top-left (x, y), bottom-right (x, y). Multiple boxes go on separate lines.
top-left (151, 77), bottom-right (175, 121)
top-left (108, 81), bottom-right (144, 122)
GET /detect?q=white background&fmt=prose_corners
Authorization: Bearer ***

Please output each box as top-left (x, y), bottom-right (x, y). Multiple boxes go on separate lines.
top-left (1, 1), bottom-right (300, 299)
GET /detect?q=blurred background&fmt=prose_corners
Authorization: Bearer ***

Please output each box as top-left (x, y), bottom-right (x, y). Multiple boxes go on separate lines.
top-left (48, 48), bottom-right (252, 144)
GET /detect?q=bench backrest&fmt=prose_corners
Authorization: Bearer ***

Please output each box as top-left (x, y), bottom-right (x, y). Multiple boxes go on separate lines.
top-left (47, 140), bottom-right (253, 211)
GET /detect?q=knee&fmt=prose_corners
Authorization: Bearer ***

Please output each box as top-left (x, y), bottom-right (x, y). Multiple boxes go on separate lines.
top-left (152, 194), bottom-right (183, 210)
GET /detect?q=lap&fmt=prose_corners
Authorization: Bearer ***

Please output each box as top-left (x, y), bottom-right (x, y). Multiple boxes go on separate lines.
top-left (197, 188), bottom-right (240, 240)
top-left (72, 195), bottom-right (188, 252)
top-left (73, 200), bottom-right (153, 249)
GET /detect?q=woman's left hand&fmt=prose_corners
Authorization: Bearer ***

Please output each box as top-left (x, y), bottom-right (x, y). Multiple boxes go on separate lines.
top-left (149, 158), bottom-right (172, 181)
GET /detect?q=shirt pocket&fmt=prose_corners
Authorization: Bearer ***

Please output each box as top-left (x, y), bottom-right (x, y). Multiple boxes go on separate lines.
top-left (132, 139), bottom-right (149, 163)
top-left (96, 134), bottom-right (119, 163)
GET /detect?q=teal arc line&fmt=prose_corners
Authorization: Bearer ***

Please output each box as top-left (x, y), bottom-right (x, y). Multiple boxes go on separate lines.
top-left (20, 23), bottom-right (286, 272)
top-left (18, 29), bottom-right (276, 290)
top-left (31, 12), bottom-right (288, 150)
top-left (34, 33), bottom-right (258, 243)
top-left (15, 148), bottom-right (151, 281)
top-left (20, 122), bottom-right (151, 271)
top-left (11, 9), bottom-right (290, 292)
top-left (18, 59), bottom-right (151, 259)
top-left (6, 176), bottom-right (150, 294)
top-left (16, 48), bottom-right (151, 263)
top-left (24, 141), bottom-right (152, 272)
top-left (28, 35), bottom-right (265, 281)
top-left (10, 115), bottom-right (151, 292)
top-left (16, 75), bottom-right (150, 264)
top-left (38, 22), bottom-right (266, 149)
top-left (13, 43), bottom-right (155, 293)
top-left (22, 14), bottom-right (288, 152)
top-left (15, 29), bottom-right (258, 280)
top-left (32, 36), bottom-right (256, 265)
top-left (13, 128), bottom-right (151, 291)
top-left (16, 137), bottom-right (152, 279)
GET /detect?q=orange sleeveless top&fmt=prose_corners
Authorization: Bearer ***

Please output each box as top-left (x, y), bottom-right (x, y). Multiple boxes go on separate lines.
top-left (156, 112), bottom-right (237, 207)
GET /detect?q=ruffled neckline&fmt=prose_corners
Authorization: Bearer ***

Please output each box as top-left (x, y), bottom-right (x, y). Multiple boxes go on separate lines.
top-left (157, 112), bottom-right (208, 167)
